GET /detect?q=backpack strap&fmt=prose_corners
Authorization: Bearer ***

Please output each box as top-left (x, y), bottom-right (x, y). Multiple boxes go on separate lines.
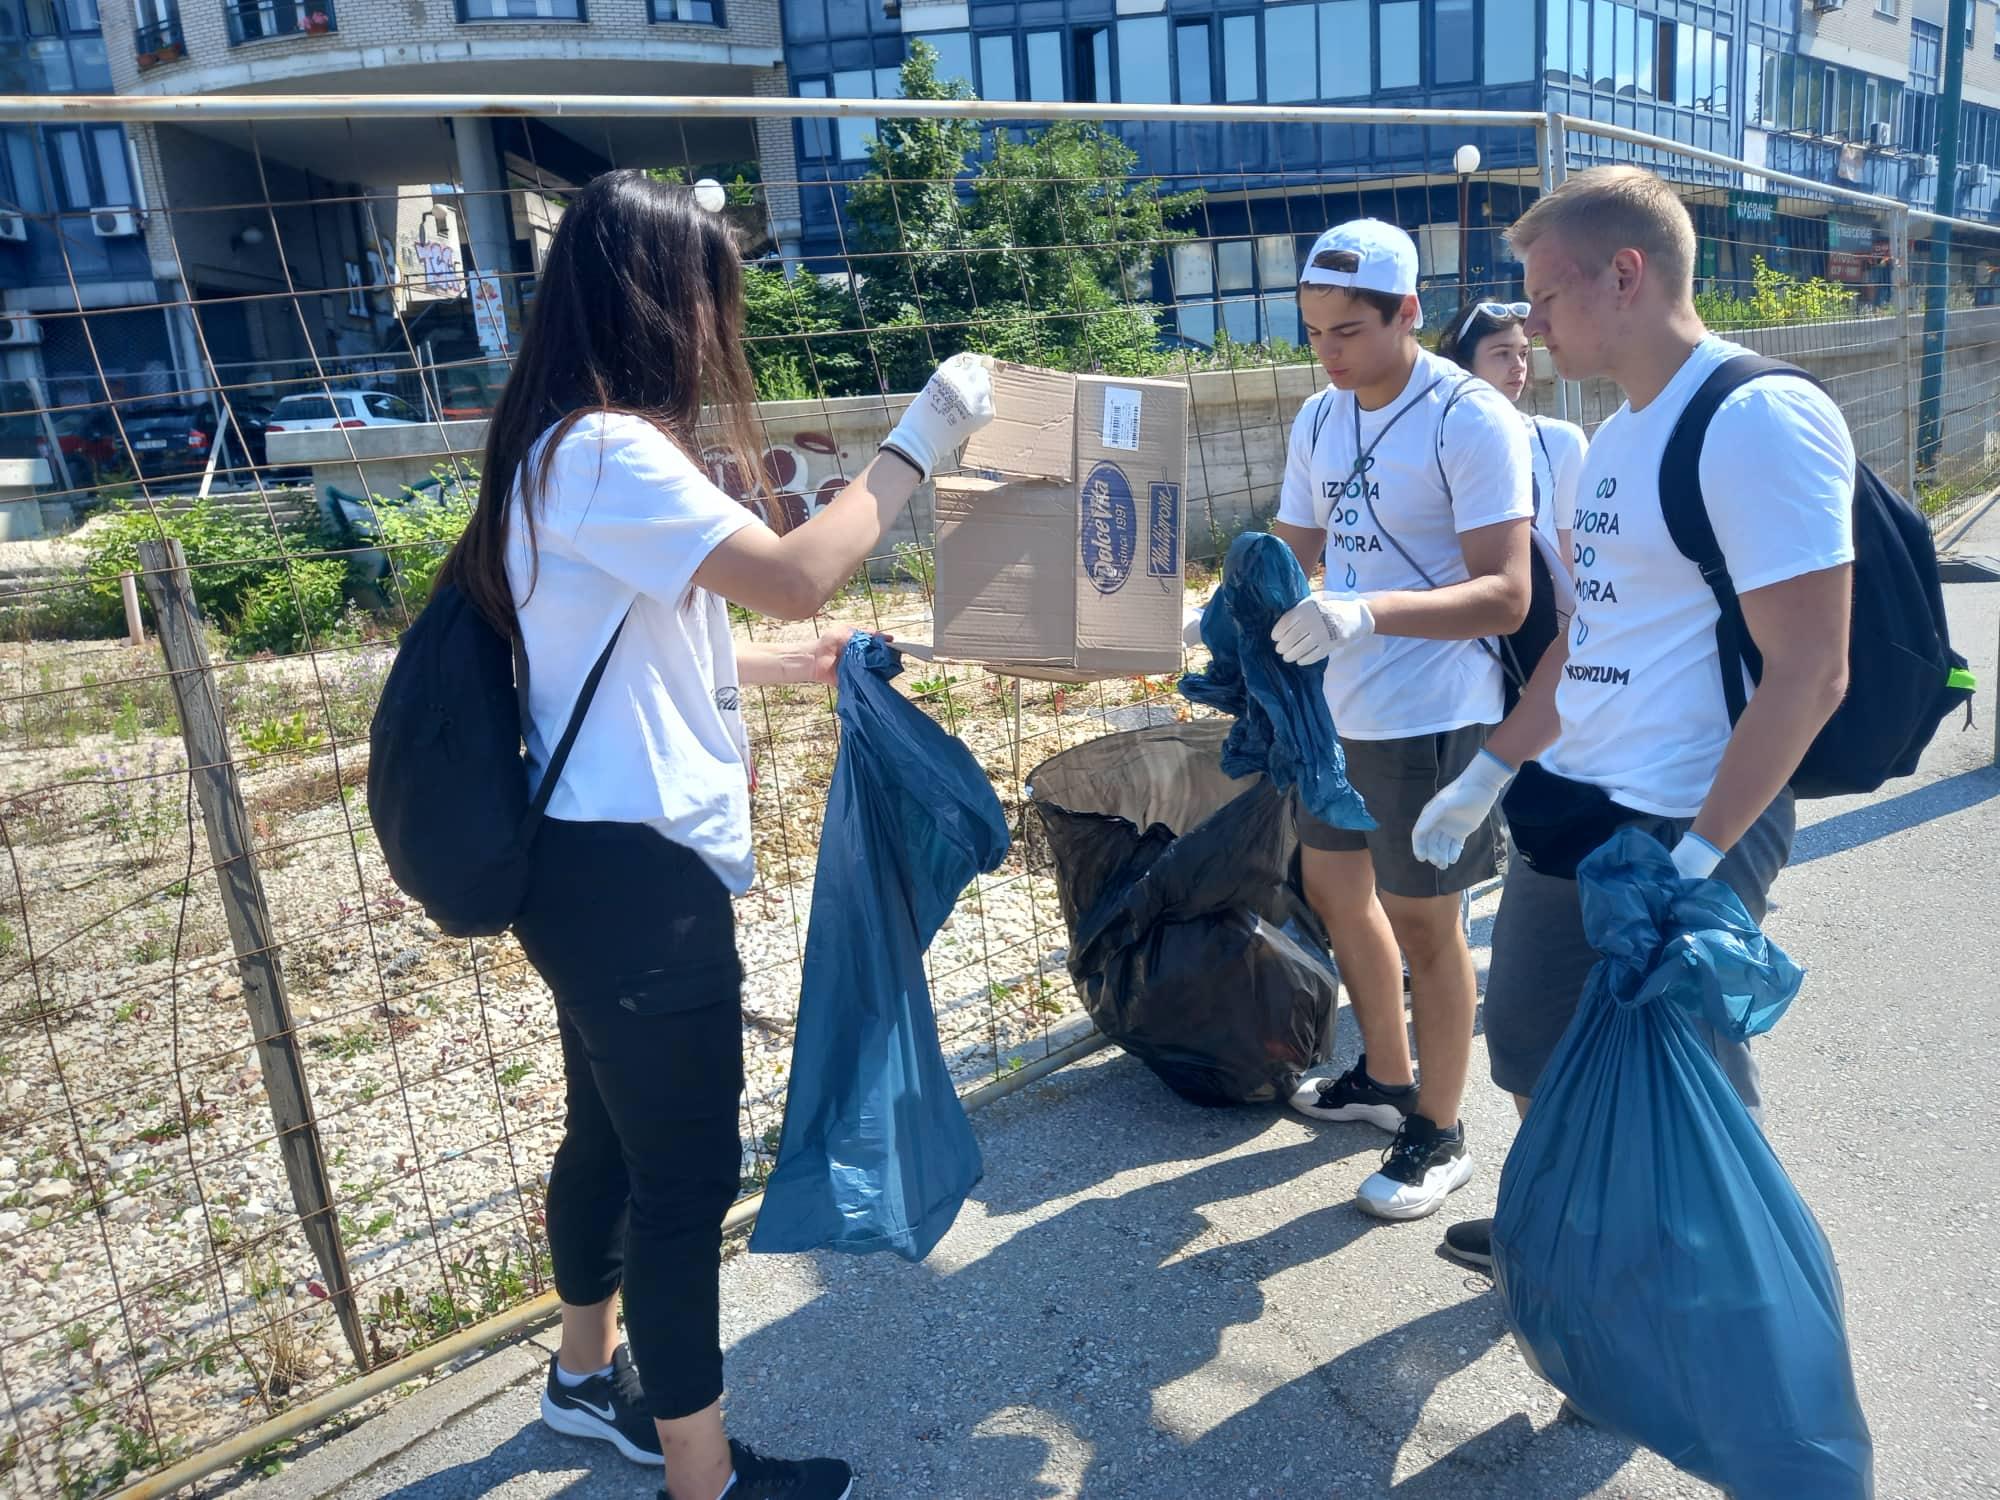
top-left (1529, 417), bottom-right (1555, 523)
top-left (1658, 353), bottom-right (1821, 725)
top-left (525, 604), bottom-right (635, 820)
top-left (1429, 373), bottom-right (1485, 503)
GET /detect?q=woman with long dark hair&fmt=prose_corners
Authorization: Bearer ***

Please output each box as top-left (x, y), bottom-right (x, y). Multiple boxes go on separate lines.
top-left (438, 169), bottom-right (994, 1500)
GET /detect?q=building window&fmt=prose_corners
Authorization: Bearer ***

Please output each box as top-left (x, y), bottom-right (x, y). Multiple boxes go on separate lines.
top-left (1025, 29), bottom-right (1063, 101)
top-left (1072, 25), bottom-right (1108, 103)
top-left (462, 0), bottom-right (583, 17)
top-left (1264, 4), bottom-right (1316, 101)
top-left (1485, 0), bottom-right (1535, 84)
top-left (978, 33), bottom-right (1017, 99)
top-left (1175, 20), bottom-right (1211, 104)
top-left (920, 29), bottom-right (973, 89)
top-left (1222, 12), bottom-right (1257, 101)
top-left (1434, 0), bottom-right (1474, 83)
top-left (1911, 20), bottom-right (1941, 91)
top-left (1116, 16), bottom-right (1170, 103)
top-left (1379, 0), bottom-right (1419, 88)
top-left (1321, 0), bottom-right (1370, 96)
top-left (2, 129), bottom-right (47, 214)
top-left (43, 123), bottom-right (131, 210)
top-left (832, 65), bottom-right (900, 160)
top-left (227, 0), bottom-right (339, 42)
top-left (1874, 0), bottom-right (1895, 16)
top-left (1415, 222), bottom-right (1460, 280)
top-left (652, 0), bottom-right (720, 21)
top-left (796, 77), bottom-right (832, 158)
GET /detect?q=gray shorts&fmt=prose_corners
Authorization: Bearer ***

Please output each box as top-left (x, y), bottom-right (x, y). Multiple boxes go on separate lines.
top-left (1297, 724), bottom-right (1501, 900)
top-left (1483, 792), bottom-right (1797, 1115)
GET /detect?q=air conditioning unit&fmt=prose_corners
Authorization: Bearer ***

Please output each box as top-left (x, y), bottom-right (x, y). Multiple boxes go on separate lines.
top-left (91, 207), bottom-right (141, 238)
top-left (0, 316), bottom-right (43, 347)
top-left (0, 210), bottom-right (26, 244)
top-left (1870, 122), bottom-right (1894, 149)
top-left (1813, 0), bottom-right (1844, 12)
top-left (1975, 163), bottom-right (1994, 189)
top-left (1921, 153), bottom-right (1940, 177)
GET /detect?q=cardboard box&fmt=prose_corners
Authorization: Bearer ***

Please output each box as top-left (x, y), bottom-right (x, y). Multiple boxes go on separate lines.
top-left (932, 364), bottom-right (1188, 680)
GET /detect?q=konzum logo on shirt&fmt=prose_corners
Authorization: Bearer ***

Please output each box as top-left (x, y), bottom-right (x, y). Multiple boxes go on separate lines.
top-left (1565, 469), bottom-right (1630, 686)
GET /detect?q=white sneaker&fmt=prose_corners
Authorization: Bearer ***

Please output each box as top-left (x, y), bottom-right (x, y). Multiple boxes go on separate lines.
top-left (1357, 1115), bottom-right (1474, 1221)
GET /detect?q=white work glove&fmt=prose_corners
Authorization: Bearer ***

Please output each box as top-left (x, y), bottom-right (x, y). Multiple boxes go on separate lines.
top-left (1671, 831), bottom-right (1725, 882)
top-left (880, 352), bottom-right (996, 482)
top-left (1411, 749), bottom-right (1516, 870)
top-left (1271, 593), bottom-right (1375, 666)
top-left (1182, 599), bottom-right (1211, 648)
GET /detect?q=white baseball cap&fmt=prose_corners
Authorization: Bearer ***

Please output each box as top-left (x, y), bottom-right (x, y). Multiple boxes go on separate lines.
top-left (1299, 219), bottom-right (1424, 329)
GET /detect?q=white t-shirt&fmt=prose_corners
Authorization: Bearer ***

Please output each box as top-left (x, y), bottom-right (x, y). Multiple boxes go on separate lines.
top-left (1541, 336), bottom-right (1857, 817)
top-left (505, 412), bottom-right (759, 892)
top-left (1526, 413), bottom-right (1587, 614)
top-left (1276, 348), bottom-right (1535, 739)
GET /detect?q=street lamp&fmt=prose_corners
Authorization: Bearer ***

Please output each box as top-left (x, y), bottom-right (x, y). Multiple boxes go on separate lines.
top-left (693, 178), bottom-right (727, 214)
top-left (1454, 143), bottom-right (1481, 303)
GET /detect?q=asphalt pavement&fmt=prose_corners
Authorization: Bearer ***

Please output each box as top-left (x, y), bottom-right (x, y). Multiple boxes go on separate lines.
top-left (246, 504), bottom-right (2000, 1500)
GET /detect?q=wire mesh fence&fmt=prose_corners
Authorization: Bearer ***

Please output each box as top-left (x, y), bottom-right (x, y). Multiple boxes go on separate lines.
top-left (0, 95), bottom-right (1997, 1497)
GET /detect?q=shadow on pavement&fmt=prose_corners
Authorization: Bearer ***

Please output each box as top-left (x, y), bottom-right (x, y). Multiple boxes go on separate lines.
top-left (1792, 766), bottom-right (2000, 865)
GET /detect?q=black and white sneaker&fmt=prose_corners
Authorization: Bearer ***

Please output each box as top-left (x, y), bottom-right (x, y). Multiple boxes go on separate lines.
top-left (540, 1345), bottom-right (662, 1466)
top-left (1357, 1114), bottom-right (1474, 1221)
top-left (1442, 1216), bottom-right (1494, 1270)
top-left (1288, 1055), bottom-right (1417, 1132)
top-left (654, 1440), bottom-right (853, 1500)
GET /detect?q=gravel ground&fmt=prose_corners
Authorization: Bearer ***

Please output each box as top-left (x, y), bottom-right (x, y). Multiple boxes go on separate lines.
top-left (0, 585), bottom-right (1211, 1498)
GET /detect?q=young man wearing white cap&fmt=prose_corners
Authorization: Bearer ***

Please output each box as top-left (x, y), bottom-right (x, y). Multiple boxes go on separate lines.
top-left (1271, 218), bottom-right (1534, 1221)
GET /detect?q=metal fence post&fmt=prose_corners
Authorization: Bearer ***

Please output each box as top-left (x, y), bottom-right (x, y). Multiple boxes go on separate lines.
top-left (1892, 208), bottom-right (1920, 505)
top-left (1540, 111), bottom-right (1572, 424)
top-left (135, 537), bottom-right (369, 1373)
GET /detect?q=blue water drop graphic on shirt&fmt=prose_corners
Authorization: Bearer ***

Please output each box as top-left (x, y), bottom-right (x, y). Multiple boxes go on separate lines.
top-left (1575, 617), bottom-right (1591, 647)
top-left (1344, 564), bottom-right (1358, 590)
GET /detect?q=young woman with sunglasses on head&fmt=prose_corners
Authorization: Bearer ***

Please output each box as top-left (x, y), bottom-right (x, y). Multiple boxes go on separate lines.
top-left (1436, 300), bottom-right (1587, 595)
top-left (437, 169), bottom-right (996, 1500)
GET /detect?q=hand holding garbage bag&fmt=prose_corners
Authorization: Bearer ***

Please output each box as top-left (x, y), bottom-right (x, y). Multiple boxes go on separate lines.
top-left (1492, 827), bottom-right (1873, 1499)
top-left (1180, 531), bottom-right (1373, 833)
top-left (750, 633), bottom-right (1010, 1263)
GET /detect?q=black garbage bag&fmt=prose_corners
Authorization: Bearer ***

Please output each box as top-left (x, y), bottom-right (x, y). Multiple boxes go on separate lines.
top-left (1028, 722), bottom-right (1338, 1106)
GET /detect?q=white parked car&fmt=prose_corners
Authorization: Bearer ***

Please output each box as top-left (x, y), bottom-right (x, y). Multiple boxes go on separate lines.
top-left (266, 390), bottom-right (425, 432)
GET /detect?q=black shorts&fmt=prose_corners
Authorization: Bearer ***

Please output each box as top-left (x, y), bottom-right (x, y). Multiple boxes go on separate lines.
top-left (1296, 724), bottom-right (1501, 899)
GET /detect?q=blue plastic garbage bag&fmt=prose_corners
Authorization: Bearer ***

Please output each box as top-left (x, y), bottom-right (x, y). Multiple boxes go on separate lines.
top-left (1178, 531), bottom-right (1372, 832)
top-left (750, 634), bottom-right (1010, 1262)
top-left (1492, 827), bottom-right (1873, 1499)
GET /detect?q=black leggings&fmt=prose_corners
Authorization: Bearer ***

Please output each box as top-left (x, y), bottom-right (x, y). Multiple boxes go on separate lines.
top-left (512, 819), bottom-right (744, 1422)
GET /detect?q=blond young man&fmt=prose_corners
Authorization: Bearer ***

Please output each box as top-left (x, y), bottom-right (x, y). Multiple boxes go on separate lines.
top-left (1410, 167), bottom-right (1855, 1270)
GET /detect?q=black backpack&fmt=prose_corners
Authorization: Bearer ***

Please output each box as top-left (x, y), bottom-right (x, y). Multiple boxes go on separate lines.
top-left (368, 582), bottom-right (628, 937)
top-left (1659, 353), bottom-right (1976, 800)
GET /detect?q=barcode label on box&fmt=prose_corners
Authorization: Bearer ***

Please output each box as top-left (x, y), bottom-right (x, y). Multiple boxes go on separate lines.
top-left (1101, 387), bottom-right (1142, 451)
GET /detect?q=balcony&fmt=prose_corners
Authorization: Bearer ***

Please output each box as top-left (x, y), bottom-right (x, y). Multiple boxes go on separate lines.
top-left (135, 13), bottom-right (187, 68)
top-left (456, 0), bottom-right (586, 18)
top-left (651, 0), bottom-right (722, 22)
top-left (225, 0), bottom-right (336, 45)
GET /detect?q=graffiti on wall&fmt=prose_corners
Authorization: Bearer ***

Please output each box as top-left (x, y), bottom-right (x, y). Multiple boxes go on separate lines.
top-left (702, 430), bottom-right (858, 531)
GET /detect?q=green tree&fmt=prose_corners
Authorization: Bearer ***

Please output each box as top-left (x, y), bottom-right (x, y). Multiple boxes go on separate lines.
top-left (759, 40), bottom-right (1204, 397)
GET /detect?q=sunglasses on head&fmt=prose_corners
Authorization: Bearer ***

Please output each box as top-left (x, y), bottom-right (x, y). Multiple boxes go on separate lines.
top-left (1472, 300), bottom-right (1531, 319)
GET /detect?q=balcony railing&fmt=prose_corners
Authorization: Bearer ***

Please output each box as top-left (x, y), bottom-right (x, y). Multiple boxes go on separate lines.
top-left (135, 13), bottom-right (187, 67)
top-left (225, 0), bottom-right (336, 44)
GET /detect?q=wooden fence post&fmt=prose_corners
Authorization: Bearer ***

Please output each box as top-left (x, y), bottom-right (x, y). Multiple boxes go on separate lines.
top-left (135, 538), bottom-right (368, 1372)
